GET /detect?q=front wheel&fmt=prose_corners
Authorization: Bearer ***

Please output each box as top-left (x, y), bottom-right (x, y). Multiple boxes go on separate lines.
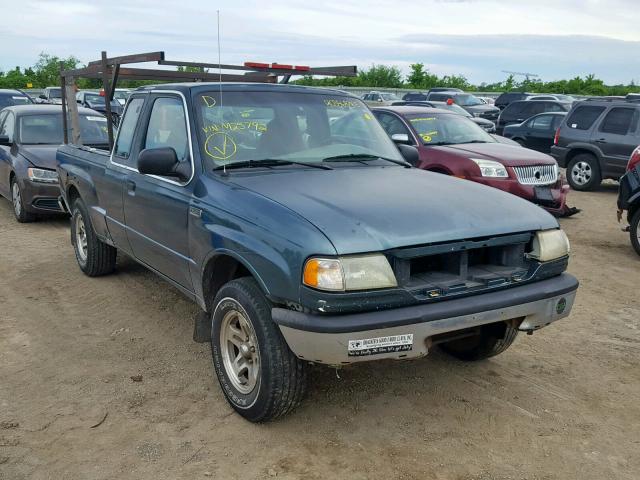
top-left (630, 208), bottom-right (640, 257)
top-left (567, 154), bottom-right (601, 191)
top-left (439, 322), bottom-right (519, 361)
top-left (11, 179), bottom-right (35, 223)
top-left (211, 278), bottom-right (308, 422)
top-left (70, 198), bottom-right (117, 276)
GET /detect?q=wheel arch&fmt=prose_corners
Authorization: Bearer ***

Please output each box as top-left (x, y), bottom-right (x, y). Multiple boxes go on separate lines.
top-left (200, 251), bottom-right (268, 313)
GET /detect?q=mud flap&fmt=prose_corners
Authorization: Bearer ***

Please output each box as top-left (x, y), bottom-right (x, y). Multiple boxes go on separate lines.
top-left (193, 310), bottom-right (211, 343)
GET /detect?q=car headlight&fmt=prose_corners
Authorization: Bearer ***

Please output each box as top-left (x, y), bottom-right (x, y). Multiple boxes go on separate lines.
top-left (470, 159), bottom-right (508, 178)
top-left (303, 254), bottom-right (397, 291)
top-left (527, 229), bottom-right (570, 262)
top-left (27, 168), bottom-right (58, 184)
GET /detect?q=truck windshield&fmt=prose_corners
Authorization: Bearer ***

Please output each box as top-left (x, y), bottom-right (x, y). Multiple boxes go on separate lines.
top-left (407, 113), bottom-right (495, 145)
top-left (195, 91), bottom-right (403, 168)
top-left (19, 113), bottom-right (109, 145)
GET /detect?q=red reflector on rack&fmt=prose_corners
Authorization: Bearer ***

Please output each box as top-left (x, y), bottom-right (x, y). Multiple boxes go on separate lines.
top-left (271, 63), bottom-right (293, 70)
top-left (244, 62), bottom-right (269, 69)
top-left (294, 65), bottom-right (311, 71)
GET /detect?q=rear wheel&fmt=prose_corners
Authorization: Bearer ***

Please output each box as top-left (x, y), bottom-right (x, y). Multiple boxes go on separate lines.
top-left (630, 208), bottom-right (640, 256)
top-left (211, 278), bottom-right (308, 422)
top-left (11, 179), bottom-right (35, 223)
top-left (70, 198), bottom-right (117, 276)
top-left (567, 153), bottom-right (601, 191)
top-left (439, 322), bottom-right (519, 361)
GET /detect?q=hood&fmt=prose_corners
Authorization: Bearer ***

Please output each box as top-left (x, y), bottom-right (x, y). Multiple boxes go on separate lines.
top-left (464, 104), bottom-right (499, 114)
top-left (227, 166), bottom-right (557, 254)
top-left (471, 117), bottom-right (494, 126)
top-left (431, 142), bottom-right (556, 167)
top-left (18, 145), bottom-right (59, 169)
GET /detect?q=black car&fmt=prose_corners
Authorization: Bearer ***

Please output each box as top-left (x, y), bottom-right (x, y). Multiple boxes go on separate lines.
top-left (497, 100), bottom-right (571, 135)
top-left (0, 105), bottom-right (109, 222)
top-left (494, 92), bottom-right (535, 110)
top-left (76, 91), bottom-right (124, 118)
top-left (551, 98), bottom-right (640, 190)
top-left (502, 112), bottom-right (567, 153)
top-left (392, 100), bottom-right (496, 133)
top-left (426, 92), bottom-right (500, 122)
top-left (402, 92), bottom-right (428, 101)
top-left (0, 89), bottom-right (34, 109)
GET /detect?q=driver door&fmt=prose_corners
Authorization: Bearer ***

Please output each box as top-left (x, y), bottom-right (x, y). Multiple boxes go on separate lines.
top-left (123, 93), bottom-right (195, 290)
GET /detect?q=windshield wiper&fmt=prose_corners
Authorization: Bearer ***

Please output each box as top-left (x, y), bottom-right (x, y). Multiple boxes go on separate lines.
top-left (213, 158), bottom-right (332, 171)
top-left (322, 154), bottom-right (411, 167)
top-left (459, 140), bottom-right (491, 144)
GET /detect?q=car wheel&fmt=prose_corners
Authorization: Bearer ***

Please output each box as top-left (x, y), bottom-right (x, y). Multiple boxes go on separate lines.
top-left (11, 179), bottom-right (35, 223)
top-left (567, 153), bottom-right (601, 191)
top-left (439, 322), bottom-right (519, 361)
top-left (70, 198), bottom-right (117, 276)
top-left (630, 208), bottom-right (640, 257)
top-left (211, 277), bottom-right (308, 422)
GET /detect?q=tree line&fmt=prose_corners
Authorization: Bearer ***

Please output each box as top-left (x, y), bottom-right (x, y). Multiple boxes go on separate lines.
top-left (2, 54), bottom-right (639, 97)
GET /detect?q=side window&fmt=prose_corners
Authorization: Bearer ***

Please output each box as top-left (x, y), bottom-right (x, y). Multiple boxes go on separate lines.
top-left (114, 97), bottom-right (145, 163)
top-left (375, 112), bottom-right (411, 138)
top-left (552, 115), bottom-right (565, 129)
top-left (599, 107), bottom-right (636, 135)
top-left (547, 103), bottom-right (563, 112)
top-left (566, 106), bottom-right (605, 130)
top-left (629, 110), bottom-right (640, 135)
top-left (0, 112), bottom-right (15, 141)
top-left (528, 103), bottom-right (546, 116)
top-left (506, 102), bottom-right (524, 116)
top-left (144, 97), bottom-right (189, 162)
top-left (531, 115), bottom-right (553, 130)
top-left (0, 111), bottom-right (8, 133)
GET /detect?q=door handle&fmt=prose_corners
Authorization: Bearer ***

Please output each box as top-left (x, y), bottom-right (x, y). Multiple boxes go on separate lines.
top-left (595, 138), bottom-right (607, 144)
top-left (126, 180), bottom-right (136, 194)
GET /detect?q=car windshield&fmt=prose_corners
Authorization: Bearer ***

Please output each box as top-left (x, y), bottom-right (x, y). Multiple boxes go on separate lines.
top-left (48, 89), bottom-right (61, 99)
top-left (113, 91), bottom-right (130, 101)
top-left (0, 94), bottom-right (30, 108)
top-left (554, 94), bottom-right (575, 102)
top-left (19, 113), bottom-right (109, 145)
top-left (85, 93), bottom-right (105, 105)
top-left (453, 94), bottom-right (484, 106)
top-left (195, 91), bottom-right (404, 169)
top-left (407, 113), bottom-right (495, 145)
top-left (380, 93), bottom-right (399, 101)
top-left (433, 102), bottom-right (472, 117)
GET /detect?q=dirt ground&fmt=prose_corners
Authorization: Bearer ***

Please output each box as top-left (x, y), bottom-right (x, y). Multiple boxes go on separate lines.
top-left (1, 183), bottom-right (639, 480)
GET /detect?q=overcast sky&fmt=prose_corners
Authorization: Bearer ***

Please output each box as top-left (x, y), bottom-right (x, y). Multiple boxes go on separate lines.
top-left (2, 0), bottom-right (639, 84)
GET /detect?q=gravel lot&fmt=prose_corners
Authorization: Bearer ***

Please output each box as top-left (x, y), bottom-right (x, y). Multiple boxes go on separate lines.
top-left (1, 184), bottom-right (639, 480)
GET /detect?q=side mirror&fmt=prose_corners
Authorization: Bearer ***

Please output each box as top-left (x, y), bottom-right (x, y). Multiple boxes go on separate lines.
top-left (396, 144), bottom-right (419, 166)
top-left (138, 147), bottom-right (189, 180)
top-left (377, 98), bottom-right (383, 102)
top-left (391, 133), bottom-right (411, 145)
top-left (39, 94), bottom-right (46, 100)
top-left (0, 135), bottom-right (11, 146)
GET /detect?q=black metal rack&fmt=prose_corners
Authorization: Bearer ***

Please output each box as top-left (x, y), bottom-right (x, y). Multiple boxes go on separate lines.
top-left (59, 50), bottom-right (357, 148)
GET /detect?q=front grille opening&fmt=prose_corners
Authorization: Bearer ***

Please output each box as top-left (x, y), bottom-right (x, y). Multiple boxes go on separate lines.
top-left (392, 240), bottom-right (528, 297)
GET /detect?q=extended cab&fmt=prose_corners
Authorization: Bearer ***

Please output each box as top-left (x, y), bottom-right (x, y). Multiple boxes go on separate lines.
top-left (57, 83), bottom-right (579, 422)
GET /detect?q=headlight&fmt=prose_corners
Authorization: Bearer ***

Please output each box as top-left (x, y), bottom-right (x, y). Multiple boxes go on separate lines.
top-left (470, 159), bottom-right (508, 178)
top-left (528, 229), bottom-right (570, 262)
top-left (27, 168), bottom-right (58, 184)
top-left (303, 254), bottom-right (397, 291)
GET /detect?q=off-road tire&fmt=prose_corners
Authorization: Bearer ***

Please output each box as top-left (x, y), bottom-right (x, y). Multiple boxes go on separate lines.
top-left (11, 179), bottom-right (35, 223)
top-left (567, 153), bottom-right (601, 191)
top-left (439, 322), bottom-right (519, 361)
top-left (210, 277), bottom-right (308, 422)
top-left (70, 198), bottom-right (116, 276)
top-left (630, 208), bottom-right (640, 257)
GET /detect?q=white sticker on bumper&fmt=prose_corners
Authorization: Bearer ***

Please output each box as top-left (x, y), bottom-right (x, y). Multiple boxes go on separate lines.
top-left (347, 334), bottom-right (414, 357)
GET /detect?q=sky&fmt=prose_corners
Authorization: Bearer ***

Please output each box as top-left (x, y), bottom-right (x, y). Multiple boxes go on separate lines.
top-left (1, 0), bottom-right (639, 85)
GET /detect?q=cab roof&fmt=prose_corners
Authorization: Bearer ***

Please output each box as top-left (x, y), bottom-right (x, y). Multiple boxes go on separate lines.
top-left (132, 82), bottom-right (354, 97)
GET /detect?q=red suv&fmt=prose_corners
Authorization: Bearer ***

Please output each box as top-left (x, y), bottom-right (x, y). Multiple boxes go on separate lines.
top-left (373, 106), bottom-right (577, 217)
